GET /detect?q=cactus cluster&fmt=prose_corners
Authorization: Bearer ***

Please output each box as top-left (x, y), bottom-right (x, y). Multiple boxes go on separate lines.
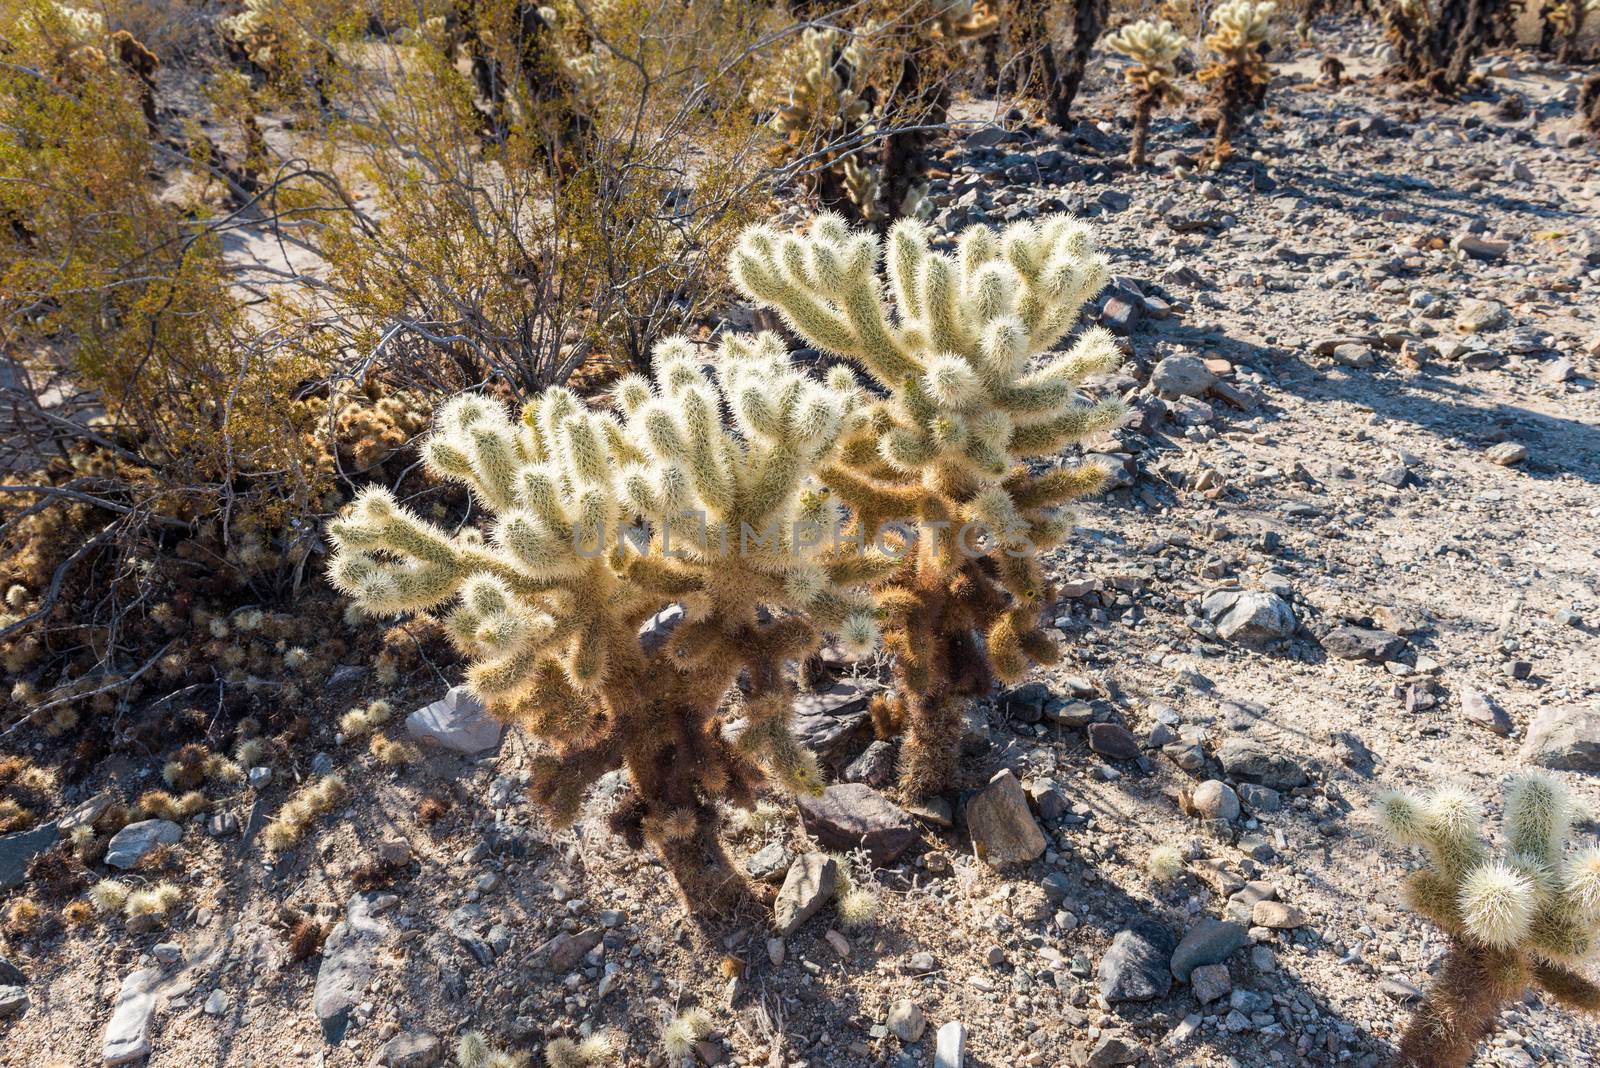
top-left (1103, 18), bottom-right (1186, 167)
top-left (1197, 0), bottom-right (1276, 166)
top-left (1378, 775), bottom-right (1600, 1067)
top-left (732, 213), bottom-right (1123, 799)
top-left (329, 333), bottom-right (890, 912)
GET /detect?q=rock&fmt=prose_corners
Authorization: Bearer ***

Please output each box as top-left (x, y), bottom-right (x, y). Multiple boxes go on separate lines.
top-left (1451, 234), bottom-right (1509, 261)
top-left (104, 819), bottom-right (181, 870)
top-left (1189, 963), bottom-right (1232, 1004)
top-left (247, 766), bottom-right (272, 789)
top-left (1170, 918), bottom-right (1250, 981)
top-left (796, 784), bottom-right (917, 865)
top-left (380, 1033), bottom-right (443, 1068)
top-left (104, 967), bottom-right (162, 1065)
top-left (152, 943), bottom-right (181, 966)
top-left (1003, 681), bottom-right (1052, 723)
top-left (1252, 900), bottom-right (1305, 929)
top-left (1024, 778), bottom-right (1068, 822)
top-left (1086, 723), bottom-right (1140, 761)
top-left (1190, 780), bottom-right (1240, 822)
top-left (1151, 355), bottom-right (1218, 398)
top-left (1045, 699), bottom-right (1096, 728)
top-left (1331, 343), bottom-right (1375, 368)
top-left (1214, 592), bottom-right (1296, 645)
top-left (1322, 626), bottom-right (1405, 662)
top-left (0, 985), bottom-right (27, 1019)
top-left (887, 999), bottom-right (926, 1043)
top-left (792, 683), bottom-right (873, 766)
top-left (905, 951), bottom-right (938, 974)
top-left (406, 686), bottom-right (503, 755)
top-left (1521, 706), bottom-right (1600, 771)
top-left (0, 821), bottom-right (59, 892)
top-left (535, 929), bottom-right (601, 972)
top-left (1381, 977), bottom-right (1424, 1003)
top-left (1485, 442), bottom-right (1527, 466)
top-left (965, 770), bottom-right (1047, 866)
top-left (58, 793), bottom-right (113, 831)
top-left (637, 603), bottom-right (685, 655)
top-left (1460, 688), bottom-right (1513, 736)
top-left (1098, 922), bottom-right (1176, 1002)
top-left (1080, 1034), bottom-right (1139, 1067)
top-left (1217, 737), bottom-right (1308, 789)
top-left (203, 990), bottom-right (230, 1015)
top-left (1455, 299), bottom-right (1507, 333)
top-left (1237, 783), bottom-right (1281, 813)
top-left (313, 893), bottom-right (392, 1044)
top-left (934, 1020), bottom-right (966, 1068)
top-left (746, 841), bottom-right (792, 884)
top-left (773, 853), bottom-right (838, 937)
top-left (0, 957), bottom-right (24, 986)
top-left (843, 740), bottom-right (897, 789)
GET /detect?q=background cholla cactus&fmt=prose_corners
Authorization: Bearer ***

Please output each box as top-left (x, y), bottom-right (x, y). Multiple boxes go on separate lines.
top-left (732, 214), bottom-right (1124, 800)
top-left (329, 334), bottom-right (886, 914)
top-left (1377, 775), bottom-right (1600, 1068)
top-left (930, 0), bottom-right (1000, 40)
top-left (1103, 19), bottom-right (1186, 167)
top-left (1581, 73), bottom-right (1600, 140)
top-left (1197, 0), bottom-right (1275, 167)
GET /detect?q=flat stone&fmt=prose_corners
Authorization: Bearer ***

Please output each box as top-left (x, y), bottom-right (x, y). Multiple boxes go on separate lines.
top-left (1237, 783), bottom-right (1281, 813)
top-left (934, 1020), bottom-right (966, 1068)
top-left (1455, 299), bottom-right (1506, 333)
top-left (1451, 234), bottom-right (1509, 261)
top-left (1322, 626), bottom-right (1406, 663)
top-left (1081, 1034), bottom-right (1139, 1067)
top-left (797, 784), bottom-right (917, 865)
top-left (1151, 355), bottom-right (1218, 398)
top-left (379, 1033), bottom-right (443, 1068)
top-left (888, 999), bottom-right (925, 1043)
top-left (773, 853), bottom-right (838, 937)
top-left (1331, 343), bottom-right (1375, 368)
top-left (0, 822), bottom-right (58, 891)
top-left (1189, 963), bottom-right (1232, 1004)
top-left (1170, 918), bottom-right (1250, 981)
top-left (406, 686), bottom-right (502, 755)
top-left (1098, 921), bottom-right (1176, 1002)
top-left (104, 967), bottom-right (162, 1065)
top-left (1217, 737), bottom-right (1308, 789)
top-left (1086, 723), bottom-right (1140, 761)
top-left (965, 770), bottom-right (1047, 867)
top-left (1521, 706), bottom-right (1600, 771)
top-left (1215, 592), bottom-right (1296, 645)
top-left (1251, 900), bottom-right (1305, 929)
top-left (535, 929), bottom-right (602, 972)
top-left (1485, 442), bottom-right (1527, 466)
top-left (1460, 688), bottom-right (1513, 736)
top-left (313, 894), bottom-right (392, 1044)
top-left (792, 682), bottom-right (873, 765)
top-left (104, 819), bottom-right (181, 870)
top-left (0, 985), bottom-right (27, 1019)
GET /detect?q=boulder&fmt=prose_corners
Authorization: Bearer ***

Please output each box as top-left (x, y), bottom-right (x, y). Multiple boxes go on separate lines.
top-left (1521, 706), bottom-right (1600, 772)
top-left (1098, 921), bottom-right (1176, 1002)
top-left (1170, 918), bottom-right (1250, 981)
top-left (1217, 737), bottom-right (1308, 789)
top-left (773, 854), bottom-right (838, 937)
top-left (797, 784), bottom-right (917, 865)
top-left (965, 770), bottom-right (1047, 866)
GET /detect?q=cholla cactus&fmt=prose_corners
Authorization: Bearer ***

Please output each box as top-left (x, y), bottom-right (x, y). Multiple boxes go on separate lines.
top-left (1377, 775), bottom-right (1600, 1068)
top-left (732, 214), bottom-right (1124, 799)
top-left (1197, 0), bottom-right (1275, 167)
top-left (1103, 19), bottom-right (1186, 167)
top-left (329, 334), bottom-right (885, 913)
top-left (1582, 73), bottom-right (1600, 141)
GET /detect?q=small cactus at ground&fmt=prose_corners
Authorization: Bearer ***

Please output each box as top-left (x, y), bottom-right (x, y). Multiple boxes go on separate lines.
top-left (1197, 0), bottom-right (1276, 167)
top-left (1376, 774), bottom-right (1600, 1068)
top-left (1103, 19), bottom-right (1186, 167)
top-left (732, 213), bottom-right (1123, 800)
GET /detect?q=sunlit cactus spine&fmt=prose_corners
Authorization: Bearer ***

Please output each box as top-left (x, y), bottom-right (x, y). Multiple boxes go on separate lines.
top-left (328, 333), bottom-right (885, 914)
top-left (1197, 0), bottom-right (1275, 168)
top-left (1103, 19), bottom-right (1186, 168)
top-left (732, 213), bottom-right (1124, 800)
top-left (1377, 774), bottom-right (1600, 1068)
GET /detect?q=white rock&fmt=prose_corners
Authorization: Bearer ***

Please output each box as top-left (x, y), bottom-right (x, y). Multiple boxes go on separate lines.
top-left (104, 967), bottom-right (162, 1065)
top-left (406, 686), bottom-right (503, 755)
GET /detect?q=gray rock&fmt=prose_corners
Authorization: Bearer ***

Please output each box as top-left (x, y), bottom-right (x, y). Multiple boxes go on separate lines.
top-left (1452, 234), bottom-right (1509, 261)
top-left (1003, 681), bottom-right (1052, 723)
top-left (0, 821), bottom-right (58, 891)
top-left (380, 1032), bottom-right (443, 1068)
top-left (773, 853), bottom-right (838, 937)
top-left (58, 792), bottom-right (113, 831)
top-left (934, 1020), bottom-right (966, 1068)
top-left (1098, 921), bottom-right (1176, 1002)
top-left (203, 990), bottom-right (230, 1015)
top-left (1151, 355), bottom-right (1218, 398)
top-left (1190, 780), bottom-right (1240, 822)
top-left (103, 967), bottom-right (162, 1065)
top-left (1237, 783), bottom-right (1281, 813)
top-left (965, 770), bottom-right (1047, 866)
top-left (0, 956), bottom-right (23, 986)
top-left (843, 740), bottom-right (897, 789)
top-left (1081, 1033), bottom-right (1139, 1067)
top-left (104, 819), bottom-right (181, 870)
top-left (1485, 442), bottom-right (1527, 466)
top-left (313, 893), bottom-right (392, 1043)
top-left (1170, 918), bottom-right (1250, 981)
top-left (0, 985), bottom-right (27, 1019)
top-left (1455, 299), bottom-right (1506, 333)
top-left (797, 784), bottom-right (917, 865)
top-left (1217, 737), bottom-right (1308, 788)
top-left (535, 929), bottom-right (601, 972)
top-left (1521, 706), bottom-right (1600, 771)
top-left (1331, 343), bottom-right (1375, 368)
top-left (1044, 699), bottom-right (1096, 728)
top-left (792, 682), bottom-right (873, 766)
top-left (1086, 723), bottom-right (1140, 761)
top-left (1460, 688), bottom-right (1513, 736)
top-left (1215, 592), bottom-right (1296, 645)
top-left (887, 999), bottom-right (926, 1043)
top-left (747, 841), bottom-right (793, 884)
top-left (406, 686), bottom-right (502, 755)
top-left (1322, 626), bottom-right (1405, 663)
top-left (1190, 963), bottom-right (1232, 1004)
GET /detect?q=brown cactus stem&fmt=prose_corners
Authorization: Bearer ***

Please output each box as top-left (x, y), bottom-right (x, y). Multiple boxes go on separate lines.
top-left (1210, 107), bottom-right (1236, 167)
top-left (652, 805), bottom-right (754, 919)
top-left (1391, 941), bottom-right (1522, 1068)
top-left (1128, 92), bottom-right (1154, 168)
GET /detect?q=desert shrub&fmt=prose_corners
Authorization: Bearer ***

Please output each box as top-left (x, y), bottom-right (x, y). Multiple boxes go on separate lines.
top-left (731, 213), bottom-right (1123, 799)
top-left (1382, 0), bottom-right (1516, 93)
top-left (1197, 0), bottom-right (1276, 167)
top-left (328, 335), bottom-right (887, 913)
top-left (1103, 18), bottom-right (1186, 166)
top-left (1377, 775), bottom-right (1600, 1068)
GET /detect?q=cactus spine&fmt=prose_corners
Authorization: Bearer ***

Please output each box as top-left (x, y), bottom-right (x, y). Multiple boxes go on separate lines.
top-left (1103, 19), bottom-right (1186, 168)
top-left (329, 333), bottom-right (884, 914)
top-left (732, 213), bottom-right (1124, 800)
top-left (1377, 775), bottom-right (1600, 1068)
top-left (1197, 0), bottom-right (1275, 167)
